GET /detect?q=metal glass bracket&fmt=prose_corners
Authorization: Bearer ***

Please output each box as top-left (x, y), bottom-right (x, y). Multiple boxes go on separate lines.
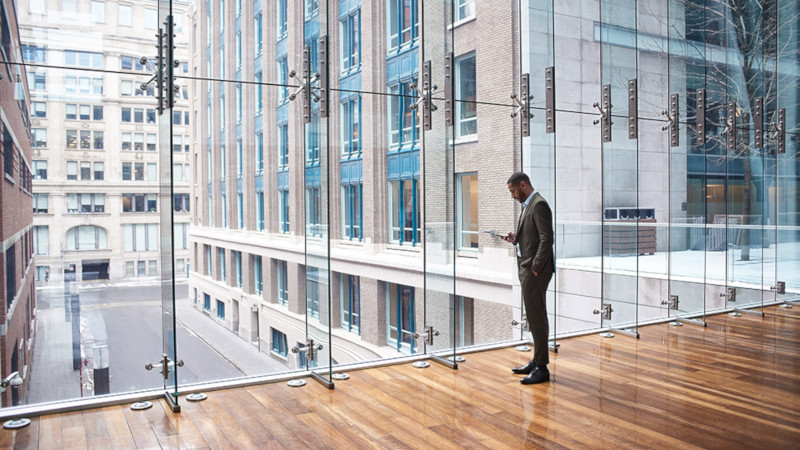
top-left (662, 94), bottom-right (679, 147)
top-left (628, 79), bottom-right (637, 139)
top-left (545, 66), bottom-right (555, 134)
top-left (139, 16), bottom-right (179, 115)
top-left (725, 101), bottom-right (737, 152)
top-left (410, 61), bottom-right (436, 130)
top-left (754, 97), bottom-right (763, 148)
top-left (444, 53), bottom-right (453, 127)
top-left (593, 84), bottom-right (612, 142)
top-left (288, 45), bottom-right (319, 123)
top-left (593, 303), bottom-right (613, 321)
top-left (696, 89), bottom-right (706, 145)
top-left (661, 295), bottom-right (679, 310)
top-left (512, 73), bottom-right (533, 137)
top-left (318, 36), bottom-right (329, 119)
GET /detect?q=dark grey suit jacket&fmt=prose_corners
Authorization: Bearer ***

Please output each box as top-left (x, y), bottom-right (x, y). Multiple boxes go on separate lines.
top-left (516, 192), bottom-right (554, 275)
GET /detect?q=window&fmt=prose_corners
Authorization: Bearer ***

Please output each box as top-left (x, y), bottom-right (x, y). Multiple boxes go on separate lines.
top-left (93, 131), bottom-right (104, 150)
top-left (31, 102), bottom-right (46, 118)
top-left (388, 0), bottom-right (418, 51)
top-left (36, 266), bottom-right (50, 282)
top-left (174, 223), bottom-right (188, 250)
top-left (218, 248), bottom-right (226, 281)
top-left (304, 0), bottom-right (318, 20)
top-left (204, 294), bottom-right (211, 310)
top-left (277, 261), bottom-right (288, 305)
top-left (221, 194), bottom-right (227, 228)
top-left (118, 4), bottom-right (132, 26)
top-left (455, 296), bottom-right (475, 347)
top-left (389, 179), bottom-right (420, 245)
top-left (236, 140), bottom-right (242, 176)
top-left (278, 124), bottom-right (288, 169)
top-left (33, 194), bottom-right (48, 213)
top-left (341, 275), bottom-right (360, 333)
top-left (387, 283), bottom-right (416, 353)
top-left (33, 226), bottom-right (49, 255)
top-left (255, 132), bottom-right (263, 173)
top-left (235, 32), bottom-right (242, 69)
top-left (277, 57), bottom-right (288, 104)
top-left (237, 193), bottom-right (243, 229)
top-left (204, 245), bottom-right (212, 276)
top-left (217, 300), bottom-right (225, 320)
top-left (340, 9), bottom-right (361, 73)
top-left (121, 108), bottom-right (131, 122)
top-left (30, 73), bottom-right (46, 91)
top-left (255, 72), bottom-right (263, 114)
top-left (122, 194), bottom-right (157, 212)
top-left (306, 267), bottom-right (320, 318)
top-left (255, 13), bottom-right (263, 55)
top-left (271, 328), bottom-right (288, 356)
top-left (134, 108), bottom-right (144, 123)
top-left (456, 0), bottom-right (475, 22)
top-left (33, 160), bottom-right (47, 180)
top-left (279, 189), bottom-right (289, 233)
top-left (147, 134), bottom-right (157, 151)
top-left (341, 96), bottom-right (361, 158)
top-left (174, 194), bottom-right (190, 212)
top-left (121, 133), bottom-right (132, 151)
top-left (342, 183), bottom-right (363, 241)
top-left (234, 251), bottom-right (242, 288)
top-left (65, 226), bottom-right (108, 250)
top-left (5, 246), bottom-right (15, 307)
top-left (305, 187), bottom-right (321, 237)
top-left (277, 0), bottom-right (287, 38)
top-left (388, 81), bottom-right (419, 149)
top-left (134, 133), bottom-right (144, 151)
top-left (62, 0), bottom-right (76, 18)
top-left (145, 9), bottom-right (157, 29)
top-left (66, 193), bottom-right (105, 213)
top-left (94, 161), bottom-right (104, 180)
top-left (32, 128), bottom-right (47, 147)
top-left (122, 162), bottom-right (132, 180)
top-left (22, 46), bottom-right (46, 63)
top-left (253, 255), bottom-right (263, 294)
top-left (91, 1), bottom-right (105, 22)
top-left (256, 192), bottom-right (265, 231)
top-left (66, 161), bottom-right (78, 180)
top-left (64, 50), bottom-right (103, 68)
top-left (123, 224), bottom-right (158, 251)
top-left (305, 111), bottom-right (320, 165)
top-left (455, 54), bottom-right (477, 138)
top-left (80, 161), bottom-right (91, 179)
top-left (121, 80), bottom-right (132, 96)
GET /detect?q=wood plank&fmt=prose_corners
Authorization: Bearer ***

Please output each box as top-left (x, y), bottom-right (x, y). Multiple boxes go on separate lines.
top-left (37, 414), bottom-right (63, 450)
top-left (99, 407), bottom-right (136, 450)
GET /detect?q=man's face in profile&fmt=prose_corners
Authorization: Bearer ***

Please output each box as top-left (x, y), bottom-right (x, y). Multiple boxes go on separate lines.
top-left (508, 182), bottom-right (528, 204)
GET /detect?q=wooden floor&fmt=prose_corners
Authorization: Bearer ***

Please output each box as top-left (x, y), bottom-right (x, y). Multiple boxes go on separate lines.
top-left (3, 305), bottom-right (800, 449)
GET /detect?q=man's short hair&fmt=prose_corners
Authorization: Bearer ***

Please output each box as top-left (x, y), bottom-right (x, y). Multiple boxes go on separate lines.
top-left (507, 172), bottom-right (531, 186)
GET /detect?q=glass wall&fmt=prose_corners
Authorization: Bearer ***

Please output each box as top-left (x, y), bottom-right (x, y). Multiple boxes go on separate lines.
top-left (1, 0), bottom-right (798, 413)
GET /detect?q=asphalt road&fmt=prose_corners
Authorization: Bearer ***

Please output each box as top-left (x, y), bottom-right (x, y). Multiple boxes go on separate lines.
top-left (28, 281), bottom-right (244, 404)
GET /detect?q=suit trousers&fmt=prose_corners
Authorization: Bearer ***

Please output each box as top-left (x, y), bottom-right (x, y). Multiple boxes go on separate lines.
top-left (518, 263), bottom-right (553, 366)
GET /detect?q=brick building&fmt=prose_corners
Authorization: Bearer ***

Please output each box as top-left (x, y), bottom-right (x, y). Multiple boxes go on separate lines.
top-left (1, 0), bottom-right (36, 406)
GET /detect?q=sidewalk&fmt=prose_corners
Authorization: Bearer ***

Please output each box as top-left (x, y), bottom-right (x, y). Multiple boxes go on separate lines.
top-left (174, 297), bottom-right (288, 376)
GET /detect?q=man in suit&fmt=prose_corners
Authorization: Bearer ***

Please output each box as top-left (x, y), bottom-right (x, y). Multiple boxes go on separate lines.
top-left (501, 172), bottom-right (554, 385)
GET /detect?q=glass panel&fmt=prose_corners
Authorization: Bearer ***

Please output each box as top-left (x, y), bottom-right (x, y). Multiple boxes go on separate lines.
top-left (600, 0), bottom-right (639, 333)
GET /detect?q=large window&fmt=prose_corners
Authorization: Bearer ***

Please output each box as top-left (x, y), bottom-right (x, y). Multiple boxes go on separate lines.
top-left (389, 179), bottom-right (420, 245)
top-left (33, 226), bottom-right (49, 255)
top-left (64, 50), bottom-right (103, 68)
top-left (277, 260), bottom-right (288, 305)
top-left (271, 328), bottom-right (288, 356)
top-left (67, 193), bottom-right (105, 213)
top-left (388, 81), bottom-right (419, 149)
top-left (457, 173), bottom-right (479, 250)
top-left (342, 183), bottom-right (362, 241)
top-left (277, 0), bottom-right (287, 38)
top-left (217, 300), bottom-right (225, 320)
top-left (66, 226), bottom-right (108, 250)
top-left (306, 267), bottom-right (320, 318)
top-left (32, 128), bottom-right (47, 147)
top-left (118, 4), bottom-right (132, 26)
top-left (278, 123), bottom-right (288, 168)
top-left (91, 1), bottom-right (105, 22)
top-left (277, 57), bottom-right (288, 104)
top-left (253, 255), bottom-right (263, 295)
top-left (305, 187), bottom-right (321, 237)
top-left (387, 283), bottom-right (415, 353)
top-left (341, 96), bottom-right (361, 158)
top-left (256, 192), bottom-right (264, 231)
top-left (255, 132), bottom-right (263, 173)
top-left (388, 0), bottom-right (418, 51)
top-left (279, 189), bottom-right (289, 233)
top-left (123, 224), bottom-right (159, 252)
top-left (33, 193), bottom-right (48, 213)
top-left (455, 53), bottom-right (477, 138)
top-left (33, 160), bottom-right (47, 179)
top-left (455, 0), bottom-right (475, 23)
top-left (122, 194), bottom-right (157, 213)
top-left (234, 251), bottom-right (242, 288)
top-left (237, 193), bottom-right (243, 229)
top-left (219, 248), bottom-right (226, 281)
top-left (255, 13), bottom-right (263, 55)
top-left (340, 8), bottom-right (361, 73)
top-left (341, 275), bottom-right (360, 333)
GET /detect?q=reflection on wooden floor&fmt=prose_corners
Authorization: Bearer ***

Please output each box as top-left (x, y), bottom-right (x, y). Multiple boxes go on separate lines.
top-left (2, 305), bottom-right (800, 448)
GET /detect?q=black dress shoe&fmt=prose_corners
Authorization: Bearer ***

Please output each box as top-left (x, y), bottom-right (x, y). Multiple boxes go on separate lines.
top-left (511, 359), bottom-right (537, 375)
top-left (520, 367), bottom-right (550, 385)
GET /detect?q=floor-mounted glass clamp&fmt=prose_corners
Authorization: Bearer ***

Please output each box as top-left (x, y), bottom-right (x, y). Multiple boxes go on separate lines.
top-left (448, 355), bottom-right (466, 363)
top-left (287, 379), bottom-right (307, 387)
top-left (599, 332), bottom-right (615, 338)
top-left (729, 312), bottom-right (743, 317)
top-left (670, 321), bottom-right (684, 327)
top-left (186, 393), bottom-right (208, 402)
top-left (331, 373), bottom-right (350, 380)
top-left (412, 361), bottom-right (430, 369)
top-left (515, 345), bottom-right (532, 352)
top-left (3, 418), bottom-right (31, 429)
top-left (130, 401), bottom-right (153, 411)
